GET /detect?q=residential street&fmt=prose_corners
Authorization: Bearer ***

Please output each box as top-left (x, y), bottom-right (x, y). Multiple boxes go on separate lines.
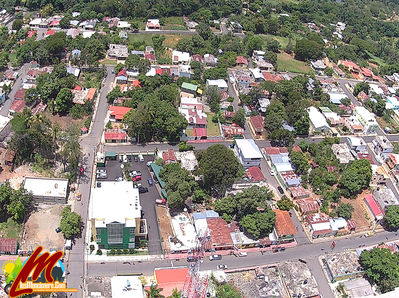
top-left (65, 66), bottom-right (115, 297)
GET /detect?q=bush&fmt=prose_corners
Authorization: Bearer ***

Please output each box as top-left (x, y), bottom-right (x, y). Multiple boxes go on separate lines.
top-left (110, 249), bottom-right (116, 255)
top-left (123, 249), bottom-right (129, 254)
top-left (96, 249), bottom-right (102, 255)
top-left (89, 244), bottom-right (95, 252)
top-left (212, 114), bottom-right (219, 123)
top-left (227, 97), bottom-right (234, 102)
top-left (117, 249), bottom-right (123, 255)
top-left (129, 248), bottom-right (135, 254)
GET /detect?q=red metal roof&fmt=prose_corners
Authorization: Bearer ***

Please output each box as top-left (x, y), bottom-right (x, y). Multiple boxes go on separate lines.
top-left (145, 53), bottom-right (156, 61)
top-left (46, 30), bottom-right (55, 36)
top-left (288, 185), bottom-right (310, 199)
top-left (263, 72), bottom-right (283, 82)
top-left (306, 212), bottom-right (330, 224)
top-left (49, 20), bottom-right (60, 26)
top-left (155, 267), bottom-right (189, 297)
top-left (0, 238), bottom-right (17, 253)
top-left (10, 99), bottom-right (26, 113)
top-left (364, 194), bottom-right (383, 219)
top-left (207, 217), bottom-right (233, 247)
top-left (14, 89), bottom-right (26, 100)
top-left (297, 199), bottom-right (319, 214)
top-left (162, 149), bottom-right (177, 164)
top-left (340, 60), bottom-right (360, 71)
top-left (274, 209), bottom-right (296, 236)
top-left (109, 105), bottom-right (131, 120)
top-left (193, 127), bottom-right (207, 138)
top-left (27, 30), bottom-right (35, 38)
top-left (74, 85), bottom-right (82, 91)
top-left (265, 147), bottom-right (288, 156)
top-left (236, 55), bottom-right (248, 65)
top-left (250, 115), bottom-right (264, 131)
top-left (117, 69), bottom-right (127, 77)
top-left (104, 129), bottom-right (127, 141)
top-left (246, 166), bottom-right (265, 182)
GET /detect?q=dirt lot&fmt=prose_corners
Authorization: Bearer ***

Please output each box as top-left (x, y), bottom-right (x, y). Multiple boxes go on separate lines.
top-left (156, 205), bottom-right (174, 253)
top-left (0, 164), bottom-right (40, 189)
top-left (21, 205), bottom-right (65, 251)
top-left (46, 112), bottom-right (85, 130)
top-left (342, 190), bottom-right (372, 232)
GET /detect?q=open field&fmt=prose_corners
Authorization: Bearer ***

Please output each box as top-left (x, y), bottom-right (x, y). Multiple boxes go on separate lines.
top-left (341, 190), bottom-right (372, 232)
top-left (0, 218), bottom-right (22, 239)
top-left (128, 34), bottom-right (183, 49)
top-left (277, 52), bottom-right (312, 74)
top-left (162, 17), bottom-right (186, 30)
top-left (206, 113), bottom-right (221, 136)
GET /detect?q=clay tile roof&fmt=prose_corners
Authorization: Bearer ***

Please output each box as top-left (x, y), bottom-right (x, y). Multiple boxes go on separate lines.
top-left (292, 145), bottom-right (302, 152)
top-left (104, 129), bottom-right (127, 140)
top-left (85, 88), bottom-right (96, 101)
top-left (274, 209), bottom-right (296, 236)
top-left (109, 105), bottom-right (131, 120)
top-left (207, 217), bottom-right (233, 246)
top-left (246, 166), bottom-right (265, 182)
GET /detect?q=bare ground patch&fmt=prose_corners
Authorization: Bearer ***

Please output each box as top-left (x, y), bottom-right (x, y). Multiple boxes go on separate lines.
top-left (21, 205), bottom-right (65, 251)
top-left (156, 205), bottom-right (174, 253)
top-left (341, 190), bottom-right (372, 232)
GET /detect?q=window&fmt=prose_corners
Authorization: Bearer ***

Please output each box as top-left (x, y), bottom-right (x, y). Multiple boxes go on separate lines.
top-left (129, 229), bottom-right (135, 235)
top-left (129, 237), bottom-right (135, 242)
top-left (96, 237), bottom-right (101, 243)
top-left (107, 223), bottom-right (123, 244)
top-left (96, 228), bottom-right (101, 236)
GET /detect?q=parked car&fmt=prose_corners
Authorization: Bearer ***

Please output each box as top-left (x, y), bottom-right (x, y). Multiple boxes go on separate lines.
top-left (238, 252), bottom-right (247, 257)
top-left (139, 187), bottom-right (148, 193)
top-left (55, 227), bottom-right (62, 233)
top-left (138, 154), bottom-right (144, 162)
top-left (147, 161), bottom-right (153, 167)
top-left (277, 186), bottom-right (284, 195)
top-left (147, 178), bottom-right (153, 186)
top-left (209, 254), bottom-right (222, 261)
top-left (134, 156), bottom-right (138, 162)
top-left (217, 264), bottom-right (227, 270)
top-left (156, 198), bottom-right (166, 204)
top-left (123, 155), bottom-right (128, 163)
top-left (137, 182), bottom-right (142, 188)
top-left (270, 169), bottom-right (275, 176)
top-left (187, 256), bottom-right (198, 262)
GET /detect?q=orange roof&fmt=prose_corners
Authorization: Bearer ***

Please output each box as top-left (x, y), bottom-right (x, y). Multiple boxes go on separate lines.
top-left (273, 209), bottom-right (296, 236)
top-left (85, 88), bottom-right (96, 101)
top-left (155, 267), bottom-right (189, 297)
top-left (109, 105), bottom-right (132, 120)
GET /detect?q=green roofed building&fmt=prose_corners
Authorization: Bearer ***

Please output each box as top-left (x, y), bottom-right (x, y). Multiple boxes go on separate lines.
top-left (181, 82), bottom-right (198, 94)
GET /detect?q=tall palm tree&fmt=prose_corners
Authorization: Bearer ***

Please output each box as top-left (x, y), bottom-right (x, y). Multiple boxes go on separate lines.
top-left (168, 288), bottom-right (181, 298)
top-left (145, 284), bottom-right (165, 298)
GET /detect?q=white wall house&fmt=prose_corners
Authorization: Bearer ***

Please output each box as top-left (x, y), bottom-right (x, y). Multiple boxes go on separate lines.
top-left (234, 139), bottom-right (263, 169)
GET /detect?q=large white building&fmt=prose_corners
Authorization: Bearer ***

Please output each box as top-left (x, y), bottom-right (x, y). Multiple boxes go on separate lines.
top-left (111, 276), bottom-right (145, 298)
top-left (307, 106), bottom-right (331, 133)
top-left (206, 79), bottom-right (228, 91)
top-left (353, 106), bottom-right (379, 134)
top-left (23, 177), bottom-right (69, 204)
top-left (234, 139), bottom-right (263, 169)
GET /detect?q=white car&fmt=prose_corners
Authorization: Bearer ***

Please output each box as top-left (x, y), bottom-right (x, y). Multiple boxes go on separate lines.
top-left (270, 170), bottom-right (275, 176)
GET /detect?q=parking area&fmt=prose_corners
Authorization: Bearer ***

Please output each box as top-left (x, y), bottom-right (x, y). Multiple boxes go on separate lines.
top-left (97, 154), bottom-right (163, 255)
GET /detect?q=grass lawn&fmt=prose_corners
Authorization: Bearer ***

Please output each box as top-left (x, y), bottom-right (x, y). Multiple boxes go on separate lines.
top-left (393, 142), bottom-right (399, 154)
top-left (0, 218), bottom-right (22, 239)
top-left (206, 113), bottom-right (220, 136)
top-left (128, 34), bottom-right (183, 49)
top-left (100, 58), bottom-right (118, 66)
top-left (277, 52), bottom-right (312, 74)
top-left (162, 17), bottom-right (185, 26)
top-left (365, 50), bottom-right (387, 68)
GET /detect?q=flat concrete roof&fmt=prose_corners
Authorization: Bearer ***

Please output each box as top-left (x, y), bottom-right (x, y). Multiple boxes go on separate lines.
top-left (23, 177), bottom-right (68, 199)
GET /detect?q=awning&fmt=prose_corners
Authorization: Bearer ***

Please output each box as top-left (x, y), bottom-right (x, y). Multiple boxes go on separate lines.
top-left (161, 189), bottom-right (167, 199)
top-left (105, 151), bottom-right (116, 157)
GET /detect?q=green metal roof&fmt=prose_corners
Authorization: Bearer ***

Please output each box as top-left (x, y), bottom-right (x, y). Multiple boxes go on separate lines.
top-left (181, 82), bottom-right (198, 92)
top-left (150, 163), bottom-right (166, 188)
top-left (319, 107), bottom-right (332, 113)
top-left (161, 188), bottom-right (167, 199)
top-left (105, 151), bottom-right (116, 157)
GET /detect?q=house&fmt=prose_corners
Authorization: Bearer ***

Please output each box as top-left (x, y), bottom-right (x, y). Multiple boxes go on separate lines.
top-left (181, 82), bottom-right (197, 94)
top-left (250, 68), bottom-right (264, 82)
top-left (204, 54), bottom-right (217, 66)
top-left (191, 54), bottom-right (203, 63)
top-left (172, 50), bottom-right (190, 65)
top-left (288, 186), bottom-right (310, 199)
top-left (311, 60), bottom-right (326, 71)
top-left (71, 49), bottom-right (81, 59)
top-left (257, 98), bottom-right (270, 114)
top-left (257, 60), bottom-right (274, 71)
top-left (109, 105), bottom-right (131, 121)
top-left (107, 44), bottom-right (128, 62)
top-left (307, 106), bottom-right (331, 133)
top-left (234, 139), bottom-right (263, 169)
top-left (162, 149), bottom-right (177, 165)
top-left (79, 19), bottom-right (97, 30)
top-left (306, 213), bottom-right (334, 239)
top-left (179, 97), bottom-right (207, 128)
top-left (206, 79), bottom-right (228, 92)
top-left (111, 276), bottom-right (145, 298)
top-left (154, 268), bottom-right (189, 297)
top-left (332, 143), bottom-right (355, 164)
top-left (361, 67), bottom-right (373, 79)
top-left (338, 60), bottom-right (360, 73)
top-left (9, 99), bottom-right (26, 116)
top-left (104, 129), bottom-right (128, 143)
top-left (273, 209), bottom-right (296, 243)
top-left (146, 19), bottom-right (160, 30)
top-left (90, 181), bottom-right (146, 249)
top-left (23, 177), bottom-right (69, 204)
top-left (364, 194), bottom-right (384, 221)
top-left (353, 106), bottom-right (379, 134)
top-left (263, 72), bottom-right (283, 82)
top-left (373, 186), bottom-right (399, 213)
top-left (297, 199), bottom-right (319, 215)
top-left (169, 214), bottom-right (198, 253)
top-left (246, 166), bottom-right (266, 182)
top-left (0, 238), bottom-right (18, 254)
top-left (250, 115), bottom-right (264, 134)
top-left (207, 217), bottom-right (233, 250)
top-left (319, 107), bottom-right (343, 126)
top-left (372, 136), bottom-right (393, 159)
top-left (117, 21), bottom-right (131, 29)
top-left (230, 21), bottom-right (243, 33)
top-left (222, 124), bottom-right (245, 138)
top-left (82, 31), bottom-right (96, 38)
top-left (280, 171), bottom-right (301, 188)
top-left (66, 66), bottom-right (80, 77)
top-left (347, 136), bottom-right (367, 152)
top-left (4, 70), bottom-right (18, 81)
top-left (236, 56), bottom-right (248, 67)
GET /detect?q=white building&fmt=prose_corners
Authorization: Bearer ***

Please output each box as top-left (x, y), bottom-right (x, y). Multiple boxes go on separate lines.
top-left (111, 276), bottom-right (145, 298)
top-left (307, 106), bottom-right (331, 133)
top-left (372, 136), bottom-right (394, 159)
top-left (234, 139), bottom-right (263, 169)
top-left (347, 136), bottom-right (367, 152)
top-left (172, 50), bottom-right (190, 65)
top-left (250, 68), bottom-right (264, 82)
top-left (206, 79), bottom-right (228, 92)
top-left (169, 213), bottom-right (198, 253)
top-left (332, 143), bottom-right (355, 164)
top-left (23, 177), bottom-right (69, 204)
top-left (353, 106), bottom-right (379, 134)
top-left (117, 21), bottom-right (131, 29)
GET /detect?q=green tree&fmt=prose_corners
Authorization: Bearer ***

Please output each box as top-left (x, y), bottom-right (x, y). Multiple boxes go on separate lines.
top-left (12, 18), bottom-right (23, 31)
top-left (294, 38), bottom-right (323, 61)
top-left (58, 125), bottom-right (81, 179)
top-left (205, 86), bottom-right (221, 112)
top-left (337, 203), bottom-right (354, 220)
top-left (240, 211), bottom-right (276, 239)
top-left (277, 196), bottom-right (294, 211)
top-left (264, 100), bottom-right (286, 133)
top-left (360, 248), bottom-right (399, 293)
top-left (215, 283), bottom-right (242, 298)
top-left (60, 206), bottom-right (82, 239)
top-left (167, 191), bottom-right (185, 210)
top-left (232, 108), bottom-right (246, 128)
top-left (339, 159), bottom-right (372, 198)
top-left (268, 129), bottom-right (294, 147)
top-left (289, 150), bottom-right (310, 175)
top-left (145, 284), bottom-right (164, 298)
top-left (353, 82), bottom-right (370, 96)
top-left (0, 182), bottom-right (33, 223)
top-left (152, 35), bottom-right (166, 53)
top-left (125, 54), bottom-right (141, 70)
top-left (244, 34), bottom-right (264, 56)
top-left (55, 88), bottom-right (73, 114)
top-left (196, 144), bottom-right (242, 196)
top-left (168, 289), bottom-right (181, 298)
top-left (106, 86), bottom-right (122, 104)
top-left (384, 205), bottom-right (399, 230)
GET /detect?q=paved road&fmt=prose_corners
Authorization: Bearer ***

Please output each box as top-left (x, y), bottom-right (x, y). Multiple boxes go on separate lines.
top-left (66, 66), bottom-right (115, 297)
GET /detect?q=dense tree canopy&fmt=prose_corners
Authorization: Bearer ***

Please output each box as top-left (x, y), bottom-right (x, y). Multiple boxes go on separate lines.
top-left (384, 205), bottom-right (399, 230)
top-left (60, 206), bottom-right (82, 239)
top-left (339, 159), bottom-right (372, 198)
top-left (0, 182), bottom-right (33, 223)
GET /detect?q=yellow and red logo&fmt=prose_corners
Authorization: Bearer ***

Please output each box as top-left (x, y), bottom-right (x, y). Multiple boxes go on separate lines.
top-left (2, 246), bottom-right (77, 297)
